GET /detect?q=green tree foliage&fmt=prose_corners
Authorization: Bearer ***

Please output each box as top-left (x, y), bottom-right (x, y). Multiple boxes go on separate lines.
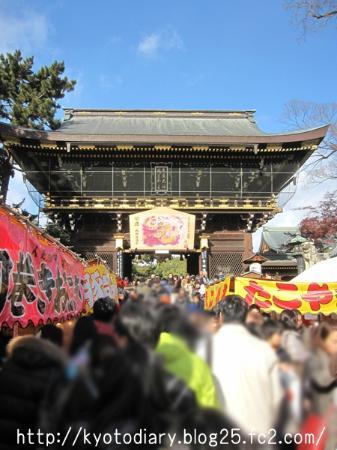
top-left (45, 222), bottom-right (71, 246)
top-left (0, 50), bottom-right (76, 130)
top-left (0, 50), bottom-right (76, 201)
top-left (132, 255), bottom-right (187, 280)
top-left (154, 258), bottom-right (187, 278)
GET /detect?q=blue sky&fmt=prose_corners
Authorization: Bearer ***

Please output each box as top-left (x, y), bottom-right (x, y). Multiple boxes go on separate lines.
top-left (1, 0), bottom-right (337, 247)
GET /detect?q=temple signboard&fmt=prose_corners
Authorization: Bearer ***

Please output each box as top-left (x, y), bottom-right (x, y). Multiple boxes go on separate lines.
top-left (129, 207), bottom-right (195, 251)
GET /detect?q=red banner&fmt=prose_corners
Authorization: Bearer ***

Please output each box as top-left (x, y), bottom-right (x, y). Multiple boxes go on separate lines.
top-left (0, 205), bottom-right (85, 328)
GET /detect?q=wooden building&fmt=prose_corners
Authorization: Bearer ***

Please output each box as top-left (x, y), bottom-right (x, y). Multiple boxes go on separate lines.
top-left (0, 109), bottom-right (328, 278)
top-left (259, 226), bottom-right (300, 279)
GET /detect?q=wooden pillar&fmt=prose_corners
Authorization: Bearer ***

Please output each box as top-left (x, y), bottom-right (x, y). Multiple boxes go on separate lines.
top-left (115, 235), bottom-right (124, 278)
top-left (199, 234), bottom-right (210, 275)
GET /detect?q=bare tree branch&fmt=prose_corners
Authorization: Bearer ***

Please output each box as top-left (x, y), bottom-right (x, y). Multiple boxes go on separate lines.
top-left (312, 8), bottom-right (337, 17)
top-left (285, 0), bottom-right (337, 32)
top-left (282, 100), bottom-right (337, 182)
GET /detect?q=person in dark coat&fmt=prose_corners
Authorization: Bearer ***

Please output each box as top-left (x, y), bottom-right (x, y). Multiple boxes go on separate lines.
top-left (0, 335), bottom-right (65, 450)
top-left (39, 324), bottom-right (63, 347)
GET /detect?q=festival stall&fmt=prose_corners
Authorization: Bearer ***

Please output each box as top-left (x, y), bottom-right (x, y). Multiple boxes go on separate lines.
top-left (205, 275), bottom-right (337, 315)
top-left (0, 204), bottom-right (118, 331)
top-left (292, 257), bottom-right (337, 283)
top-left (0, 204), bottom-right (86, 330)
top-left (83, 259), bottom-right (118, 314)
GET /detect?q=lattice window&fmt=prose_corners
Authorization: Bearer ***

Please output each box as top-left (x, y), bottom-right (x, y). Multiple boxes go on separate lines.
top-left (83, 251), bottom-right (115, 271)
top-left (209, 252), bottom-right (243, 278)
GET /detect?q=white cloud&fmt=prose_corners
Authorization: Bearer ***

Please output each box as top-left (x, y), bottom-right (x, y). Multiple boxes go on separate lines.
top-left (137, 28), bottom-right (184, 58)
top-left (0, 8), bottom-right (48, 54)
top-left (138, 33), bottom-right (160, 57)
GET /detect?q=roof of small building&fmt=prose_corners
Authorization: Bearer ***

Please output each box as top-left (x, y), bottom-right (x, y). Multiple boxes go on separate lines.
top-left (243, 253), bottom-right (268, 264)
top-left (260, 226), bottom-right (300, 253)
top-left (262, 259), bottom-right (298, 267)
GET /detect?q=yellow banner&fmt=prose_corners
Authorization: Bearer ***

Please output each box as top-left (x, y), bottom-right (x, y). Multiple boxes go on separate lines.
top-left (83, 261), bottom-right (118, 312)
top-left (234, 277), bottom-right (337, 315)
top-left (205, 277), bottom-right (231, 310)
top-left (205, 277), bottom-right (337, 315)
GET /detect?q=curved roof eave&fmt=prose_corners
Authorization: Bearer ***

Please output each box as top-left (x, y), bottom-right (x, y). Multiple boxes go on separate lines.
top-left (0, 122), bottom-right (329, 146)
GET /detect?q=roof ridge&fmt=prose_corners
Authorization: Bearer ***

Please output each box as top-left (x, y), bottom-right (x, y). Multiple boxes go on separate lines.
top-left (63, 108), bottom-right (257, 113)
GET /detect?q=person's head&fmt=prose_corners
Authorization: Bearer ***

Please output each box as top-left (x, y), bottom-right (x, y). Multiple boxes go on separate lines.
top-left (114, 302), bottom-right (160, 349)
top-left (7, 335), bottom-right (65, 367)
top-left (177, 287), bottom-right (187, 300)
top-left (39, 324), bottom-right (63, 347)
top-left (93, 297), bottom-right (116, 323)
top-left (217, 295), bottom-right (248, 324)
top-left (120, 289), bottom-right (130, 302)
top-left (70, 316), bottom-right (97, 355)
top-left (129, 288), bottom-right (139, 302)
top-left (318, 323), bottom-right (337, 355)
top-left (280, 309), bottom-right (302, 331)
top-left (261, 320), bottom-right (282, 350)
top-left (246, 304), bottom-right (264, 327)
top-left (157, 304), bottom-right (199, 348)
top-left (159, 291), bottom-right (171, 305)
top-left (192, 292), bottom-right (201, 304)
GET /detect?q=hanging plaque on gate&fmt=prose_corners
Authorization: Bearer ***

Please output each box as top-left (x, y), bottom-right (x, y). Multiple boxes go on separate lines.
top-left (129, 207), bottom-right (195, 251)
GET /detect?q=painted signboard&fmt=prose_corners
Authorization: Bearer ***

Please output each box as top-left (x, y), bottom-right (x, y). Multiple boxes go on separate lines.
top-left (0, 205), bottom-right (85, 328)
top-left (129, 207), bottom-right (195, 251)
top-left (83, 260), bottom-right (118, 312)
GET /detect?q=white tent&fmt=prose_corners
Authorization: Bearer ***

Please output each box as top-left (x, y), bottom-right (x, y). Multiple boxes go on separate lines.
top-left (292, 257), bottom-right (337, 283)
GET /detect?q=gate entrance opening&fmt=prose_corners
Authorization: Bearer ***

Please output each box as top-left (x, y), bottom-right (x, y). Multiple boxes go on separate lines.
top-left (123, 252), bottom-right (199, 281)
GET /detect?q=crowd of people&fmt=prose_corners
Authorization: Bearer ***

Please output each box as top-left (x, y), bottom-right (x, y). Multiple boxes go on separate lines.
top-left (0, 272), bottom-right (336, 449)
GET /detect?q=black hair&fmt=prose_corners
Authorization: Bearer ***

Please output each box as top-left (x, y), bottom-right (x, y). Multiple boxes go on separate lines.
top-left (156, 304), bottom-right (199, 349)
top-left (70, 316), bottom-right (97, 355)
top-left (248, 304), bottom-right (261, 312)
top-left (217, 295), bottom-right (248, 324)
top-left (40, 324), bottom-right (63, 347)
top-left (277, 347), bottom-right (291, 363)
top-left (114, 302), bottom-right (160, 349)
top-left (320, 323), bottom-right (337, 341)
top-left (261, 319), bottom-right (282, 340)
top-left (279, 309), bottom-right (300, 331)
top-left (93, 297), bottom-right (116, 323)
